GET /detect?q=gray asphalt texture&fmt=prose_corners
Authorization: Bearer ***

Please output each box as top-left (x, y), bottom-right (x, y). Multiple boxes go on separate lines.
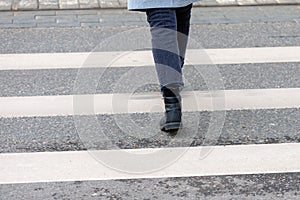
top-left (0, 63), bottom-right (299, 97)
top-left (0, 5), bottom-right (299, 200)
top-left (0, 173), bottom-right (299, 199)
top-left (0, 108), bottom-right (299, 153)
top-left (0, 22), bottom-right (299, 54)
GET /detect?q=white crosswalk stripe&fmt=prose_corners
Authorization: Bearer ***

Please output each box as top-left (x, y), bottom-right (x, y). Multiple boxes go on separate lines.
top-left (0, 46), bottom-right (299, 70)
top-left (0, 46), bottom-right (299, 187)
top-left (0, 143), bottom-right (299, 185)
top-left (0, 88), bottom-right (299, 118)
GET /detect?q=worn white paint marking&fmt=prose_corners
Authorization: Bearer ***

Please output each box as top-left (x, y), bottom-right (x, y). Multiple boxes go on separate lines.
top-left (0, 143), bottom-right (299, 184)
top-left (0, 46), bottom-right (299, 70)
top-left (0, 88), bottom-right (299, 118)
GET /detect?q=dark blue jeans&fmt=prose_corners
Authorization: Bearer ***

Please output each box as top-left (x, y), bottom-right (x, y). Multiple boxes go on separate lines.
top-left (146, 4), bottom-right (192, 91)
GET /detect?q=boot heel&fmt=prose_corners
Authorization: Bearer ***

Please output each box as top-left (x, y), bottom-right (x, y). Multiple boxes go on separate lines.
top-left (161, 122), bottom-right (182, 132)
top-left (160, 85), bottom-right (182, 132)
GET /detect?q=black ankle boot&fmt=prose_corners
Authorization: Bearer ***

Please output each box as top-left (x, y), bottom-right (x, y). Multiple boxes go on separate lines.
top-left (160, 87), bottom-right (182, 132)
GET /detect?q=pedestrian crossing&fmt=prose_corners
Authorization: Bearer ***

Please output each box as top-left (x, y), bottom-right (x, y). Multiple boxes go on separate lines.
top-left (1, 143), bottom-right (299, 184)
top-left (0, 45), bottom-right (299, 197)
top-left (0, 88), bottom-right (299, 117)
top-left (0, 46), bottom-right (299, 70)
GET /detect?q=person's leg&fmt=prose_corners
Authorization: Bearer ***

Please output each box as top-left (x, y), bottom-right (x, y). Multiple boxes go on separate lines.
top-left (146, 8), bottom-right (183, 132)
top-left (176, 4), bottom-right (193, 68)
top-left (146, 8), bottom-right (183, 90)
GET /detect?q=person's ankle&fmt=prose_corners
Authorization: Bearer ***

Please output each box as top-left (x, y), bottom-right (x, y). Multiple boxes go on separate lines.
top-left (162, 83), bottom-right (180, 98)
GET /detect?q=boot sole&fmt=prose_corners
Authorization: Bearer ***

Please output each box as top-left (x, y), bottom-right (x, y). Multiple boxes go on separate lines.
top-left (161, 122), bottom-right (182, 132)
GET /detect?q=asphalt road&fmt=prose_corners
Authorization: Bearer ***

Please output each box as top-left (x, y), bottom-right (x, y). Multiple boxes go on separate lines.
top-left (0, 22), bottom-right (299, 54)
top-left (0, 5), bottom-right (299, 200)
